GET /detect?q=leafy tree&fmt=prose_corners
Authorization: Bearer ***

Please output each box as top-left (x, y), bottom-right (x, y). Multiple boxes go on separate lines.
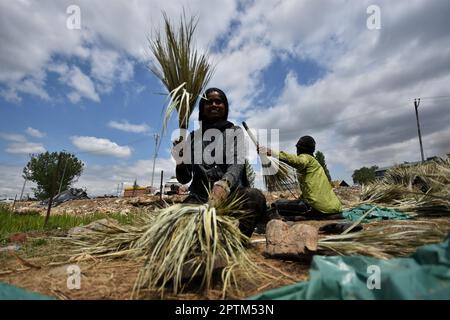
top-left (352, 166), bottom-right (379, 185)
top-left (245, 160), bottom-right (256, 188)
top-left (315, 151), bottom-right (332, 182)
top-left (23, 151), bottom-right (84, 200)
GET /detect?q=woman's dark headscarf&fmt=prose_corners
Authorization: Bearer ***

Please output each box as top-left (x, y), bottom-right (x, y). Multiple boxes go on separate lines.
top-left (198, 87), bottom-right (229, 122)
top-left (296, 135), bottom-right (316, 156)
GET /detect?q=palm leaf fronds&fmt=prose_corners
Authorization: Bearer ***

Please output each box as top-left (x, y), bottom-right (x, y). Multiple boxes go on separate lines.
top-left (318, 219), bottom-right (450, 259)
top-left (133, 191), bottom-right (262, 298)
top-left (66, 192), bottom-right (263, 298)
top-left (65, 215), bottom-right (154, 260)
top-left (361, 158), bottom-right (450, 215)
top-left (261, 156), bottom-right (300, 194)
top-left (149, 11), bottom-right (214, 130)
top-left (241, 122), bottom-right (299, 194)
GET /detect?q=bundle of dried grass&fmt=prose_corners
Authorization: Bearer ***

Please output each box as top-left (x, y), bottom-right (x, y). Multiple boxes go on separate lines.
top-left (132, 192), bottom-right (262, 298)
top-left (318, 219), bottom-right (450, 259)
top-left (242, 122), bottom-right (299, 194)
top-left (67, 216), bottom-right (154, 260)
top-left (149, 11), bottom-right (214, 131)
top-left (261, 157), bottom-right (300, 194)
top-left (361, 158), bottom-right (450, 215)
top-left (66, 193), bottom-right (263, 298)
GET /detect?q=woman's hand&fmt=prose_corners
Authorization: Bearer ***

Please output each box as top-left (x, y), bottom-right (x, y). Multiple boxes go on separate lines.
top-left (208, 180), bottom-right (230, 207)
top-left (257, 145), bottom-right (273, 157)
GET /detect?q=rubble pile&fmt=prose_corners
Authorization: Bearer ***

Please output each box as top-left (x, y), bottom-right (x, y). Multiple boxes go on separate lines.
top-left (13, 195), bottom-right (186, 216)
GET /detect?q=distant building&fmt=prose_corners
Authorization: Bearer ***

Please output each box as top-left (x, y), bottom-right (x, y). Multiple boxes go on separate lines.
top-left (164, 177), bottom-right (183, 195)
top-left (332, 180), bottom-right (350, 187)
top-left (374, 166), bottom-right (390, 179)
top-left (123, 186), bottom-right (156, 198)
top-left (374, 155), bottom-right (446, 179)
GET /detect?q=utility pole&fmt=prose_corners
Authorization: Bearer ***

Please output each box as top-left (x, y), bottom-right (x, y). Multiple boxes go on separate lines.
top-left (58, 153), bottom-right (69, 195)
top-left (150, 134), bottom-right (160, 188)
top-left (414, 98), bottom-right (425, 162)
top-left (159, 170), bottom-right (164, 201)
top-left (19, 177), bottom-right (27, 202)
top-left (44, 152), bottom-right (63, 227)
top-left (20, 154), bottom-right (32, 201)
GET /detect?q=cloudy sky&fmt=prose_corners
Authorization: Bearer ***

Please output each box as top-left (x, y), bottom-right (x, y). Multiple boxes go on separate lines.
top-left (1, 0), bottom-right (449, 198)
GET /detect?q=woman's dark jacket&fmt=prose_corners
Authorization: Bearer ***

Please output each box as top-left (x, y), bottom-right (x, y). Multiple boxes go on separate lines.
top-left (175, 120), bottom-right (249, 202)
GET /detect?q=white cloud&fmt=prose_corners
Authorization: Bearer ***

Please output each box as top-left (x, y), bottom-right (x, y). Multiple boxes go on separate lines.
top-left (70, 136), bottom-right (132, 158)
top-left (73, 157), bottom-right (176, 196)
top-left (91, 48), bottom-right (134, 93)
top-left (5, 142), bottom-right (45, 154)
top-left (0, 0), bottom-right (237, 103)
top-left (0, 87), bottom-right (21, 103)
top-left (108, 120), bottom-right (150, 134)
top-left (240, 0), bottom-right (450, 181)
top-left (59, 66), bottom-right (100, 103)
top-left (0, 70), bottom-right (50, 102)
top-left (0, 1), bottom-right (88, 100)
top-left (1, 131), bottom-right (45, 155)
top-left (211, 42), bottom-right (273, 116)
top-left (0, 165), bottom-right (36, 199)
top-left (0, 132), bottom-right (27, 142)
top-left (49, 63), bottom-right (100, 103)
top-left (25, 127), bottom-right (46, 138)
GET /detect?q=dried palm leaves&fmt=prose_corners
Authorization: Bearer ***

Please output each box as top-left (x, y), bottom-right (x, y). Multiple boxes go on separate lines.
top-left (133, 193), bottom-right (261, 298)
top-left (66, 192), bottom-right (263, 298)
top-left (318, 219), bottom-right (450, 259)
top-left (149, 11), bottom-right (214, 131)
top-left (242, 122), bottom-right (299, 194)
top-left (361, 157), bottom-right (450, 215)
top-left (67, 217), bottom-right (153, 260)
top-left (261, 157), bottom-right (300, 193)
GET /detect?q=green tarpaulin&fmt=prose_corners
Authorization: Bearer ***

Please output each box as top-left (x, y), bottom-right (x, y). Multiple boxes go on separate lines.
top-left (342, 204), bottom-right (412, 222)
top-left (0, 283), bottom-right (55, 300)
top-left (250, 231), bottom-right (450, 300)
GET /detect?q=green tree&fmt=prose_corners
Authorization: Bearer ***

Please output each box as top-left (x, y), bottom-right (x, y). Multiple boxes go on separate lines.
top-left (315, 150), bottom-right (332, 182)
top-left (245, 160), bottom-right (256, 188)
top-left (23, 151), bottom-right (84, 200)
top-left (352, 166), bottom-right (378, 185)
